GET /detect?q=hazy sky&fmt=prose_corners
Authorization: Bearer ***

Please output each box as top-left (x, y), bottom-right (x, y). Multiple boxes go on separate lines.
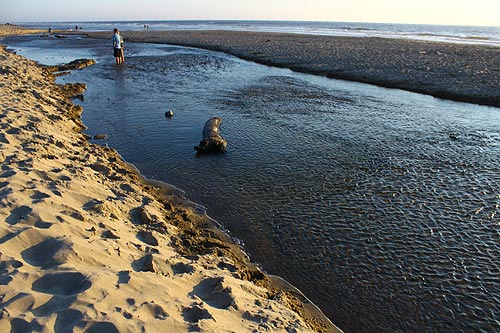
top-left (1, 0), bottom-right (499, 26)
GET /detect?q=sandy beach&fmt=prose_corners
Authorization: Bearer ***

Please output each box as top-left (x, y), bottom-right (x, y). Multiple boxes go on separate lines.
top-left (0, 24), bottom-right (46, 37)
top-left (88, 30), bottom-right (500, 108)
top-left (4, 24), bottom-right (499, 333)
top-left (0, 28), bottom-right (338, 332)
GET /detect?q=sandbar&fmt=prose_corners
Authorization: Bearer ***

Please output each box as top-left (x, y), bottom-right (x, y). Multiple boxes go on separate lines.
top-left (88, 30), bottom-right (500, 107)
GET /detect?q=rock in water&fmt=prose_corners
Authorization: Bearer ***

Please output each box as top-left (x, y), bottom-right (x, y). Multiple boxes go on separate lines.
top-left (194, 117), bottom-right (227, 154)
top-left (44, 59), bottom-right (96, 72)
top-left (93, 134), bottom-right (108, 140)
top-left (165, 110), bottom-right (174, 117)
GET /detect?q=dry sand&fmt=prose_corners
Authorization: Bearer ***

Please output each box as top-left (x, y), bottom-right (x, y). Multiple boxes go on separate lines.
top-left (89, 30), bottom-right (500, 108)
top-left (0, 31), bottom-right (339, 333)
top-left (0, 24), bottom-right (46, 37)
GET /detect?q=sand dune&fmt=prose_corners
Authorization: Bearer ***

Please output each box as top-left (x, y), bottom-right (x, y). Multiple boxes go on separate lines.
top-left (0, 42), bottom-right (337, 333)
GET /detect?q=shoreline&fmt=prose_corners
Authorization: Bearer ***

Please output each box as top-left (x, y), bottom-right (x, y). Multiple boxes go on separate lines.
top-left (0, 23), bottom-right (46, 37)
top-left (88, 30), bottom-right (500, 108)
top-left (0, 32), bottom-right (340, 333)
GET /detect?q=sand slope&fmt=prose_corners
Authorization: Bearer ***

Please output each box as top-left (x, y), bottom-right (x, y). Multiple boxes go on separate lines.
top-left (0, 45), bottom-right (336, 332)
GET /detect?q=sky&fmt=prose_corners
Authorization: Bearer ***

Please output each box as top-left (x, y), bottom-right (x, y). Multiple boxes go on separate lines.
top-left (1, 0), bottom-right (499, 26)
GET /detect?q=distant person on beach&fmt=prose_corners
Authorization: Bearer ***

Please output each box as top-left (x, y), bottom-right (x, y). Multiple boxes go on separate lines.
top-left (48, 26), bottom-right (52, 35)
top-left (112, 28), bottom-right (123, 65)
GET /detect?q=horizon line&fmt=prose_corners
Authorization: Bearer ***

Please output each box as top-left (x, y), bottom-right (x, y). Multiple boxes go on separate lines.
top-left (4, 19), bottom-right (500, 29)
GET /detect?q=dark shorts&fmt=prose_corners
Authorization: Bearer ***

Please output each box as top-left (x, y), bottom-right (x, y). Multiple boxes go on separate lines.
top-left (114, 48), bottom-right (122, 57)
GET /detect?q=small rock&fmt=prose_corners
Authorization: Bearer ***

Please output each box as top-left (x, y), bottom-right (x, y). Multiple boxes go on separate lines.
top-left (93, 134), bottom-right (108, 140)
top-left (165, 111), bottom-right (174, 117)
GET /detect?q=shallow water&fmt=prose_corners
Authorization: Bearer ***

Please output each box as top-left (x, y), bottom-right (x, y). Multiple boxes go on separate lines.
top-left (3, 34), bottom-right (500, 332)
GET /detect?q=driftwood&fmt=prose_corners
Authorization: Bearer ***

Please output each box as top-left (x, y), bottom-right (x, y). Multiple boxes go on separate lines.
top-left (194, 117), bottom-right (227, 154)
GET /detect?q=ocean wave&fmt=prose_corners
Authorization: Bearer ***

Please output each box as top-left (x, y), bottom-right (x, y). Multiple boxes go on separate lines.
top-left (17, 20), bottom-right (500, 46)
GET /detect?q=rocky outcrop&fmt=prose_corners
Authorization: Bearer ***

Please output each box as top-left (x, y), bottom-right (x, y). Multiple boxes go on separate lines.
top-left (194, 117), bottom-right (227, 154)
top-left (44, 58), bottom-right (96, 72)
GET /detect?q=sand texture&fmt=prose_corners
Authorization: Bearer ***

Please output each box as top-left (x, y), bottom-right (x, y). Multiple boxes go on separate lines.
top-left (0, 44), bottom-right (338, 332)
top-left (0, 24), bottom-right (45, 37)
top-left (89, 30), bottom-right (500, 107)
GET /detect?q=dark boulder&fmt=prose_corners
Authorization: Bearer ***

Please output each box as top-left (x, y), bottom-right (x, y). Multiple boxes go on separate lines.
top-left (194, 117), bottom-right (227, 154)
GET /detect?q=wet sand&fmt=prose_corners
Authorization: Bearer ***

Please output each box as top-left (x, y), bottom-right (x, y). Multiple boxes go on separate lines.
top-left (89, 30), bottom-right (500, 107)
top-left (0, 26), bottom-right (339, 333)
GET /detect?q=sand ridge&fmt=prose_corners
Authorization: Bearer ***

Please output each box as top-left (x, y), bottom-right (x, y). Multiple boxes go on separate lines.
top-left (0, 44), bottom-right (338, 332)
top-left (0, 24), bottom-right (46, 37)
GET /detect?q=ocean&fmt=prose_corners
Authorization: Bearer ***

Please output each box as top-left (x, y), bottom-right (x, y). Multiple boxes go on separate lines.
top-left (18, 19), bottom-right (500, 46)
top-left (2, 20), bottom-right (500, 332)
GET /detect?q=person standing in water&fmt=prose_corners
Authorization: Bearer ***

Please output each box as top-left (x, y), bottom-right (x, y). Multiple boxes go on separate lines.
top-left (112, 28), bottom-right (123, 65)
top-left (120, 32), bottom-right (125, 63)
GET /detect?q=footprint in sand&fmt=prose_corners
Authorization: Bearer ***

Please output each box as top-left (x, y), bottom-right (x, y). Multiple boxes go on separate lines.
top-left (217, 261), bottom-right (238, 272)
top-left (0, 169), bottom-right (16, 178)
top-left (190, 277), bottom-right (234, 309)
top-left (132, 254), bottom-right (154, 272)
top-left (119, 183), bottom-right (134, 192)
top-left (32, 272), bottom-right (91, 296)
top-left (182, 303), bottom-right (213, 323)
top-left (171, 262), bottom-right (194, 275)
top-left (0, 131), bottom-right (9, 144)
top-left (117, 270), bottom-right (130, 284)
top-left (21, 237), bottom-right (72, 269)
top-left (5, 127), bottom-right (21, 135)
top-left (5, 206), bottom-right (32, 225)
top-left (0, 185), bottom-right (12, 198)
top-left (115, 305), bottom-right (133, 319)
top-left (138, 301), bottom-right (169, 320)
top-left (54, 309), bottom-right (83, 333)
top-left (83, 322), bottom-right (119, 333)
top-left (0, 258), bottom-right (23, 286)
top-left (243, 310), bottom-right (269, 323)
top-left (30, 272), bottom-right (91, 318)
top-left (5, 206), bottom-right (52, 229)
top-left (32, 294), bottom-right (77, 317)
top-left (59, 175), bottom-right (71, 181)
top-left (29, 190), bottom-right (51, 203)
top-left (101, 229), bottom-right (120, 239)
top-left (136, 231), bottom-right (158, 246)
top-left (9, 318), bottom-right (43, 333)
top-left (34, 220), bottom-right (52, 229)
